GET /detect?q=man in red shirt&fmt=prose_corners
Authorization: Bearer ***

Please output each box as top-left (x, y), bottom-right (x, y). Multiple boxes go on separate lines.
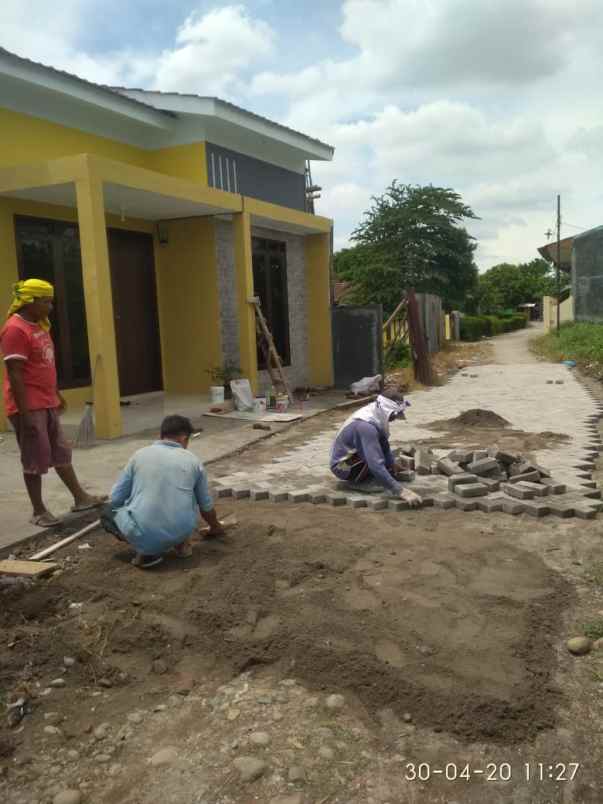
top-left (1, 278), bottom-right (105, 527)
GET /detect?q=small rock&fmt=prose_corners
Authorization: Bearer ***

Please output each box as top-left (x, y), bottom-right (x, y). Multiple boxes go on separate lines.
top-left (49, 678), bottom-right (66, 688)
top-left (44, 726), bottom-right (62, 736)
top-left (318, 745), bottom-right (335, 760)
top-left (249, 731), bottom-right (271, 747)
top-left (272, 710), bottom-right (284, 722)
top-left (403, 712), bottom-right (412, 723)
top-left (256, 695), bottom-right (273, 705)
top-left (226, 708), bottom-right (240, 721)
top-left (150, 746), bottom-right (179, 767)
top-left (127, 712), bottom-right (144, 724)
top-left (44, 712), bottom-right (62, 725)
top-left (95, 754), bottom-right (111, 764)
top-left (98, 678), bottom-right (112, 688)
top-left (53, 791), bottom-right (82, 804)
top-left (567, 636), bottom-right (592, 655)
top-left (325, 694), bottom-right (345, 711)
top-left (233, 755), bottom-right (268, 782)
top-left (174, 672), bottom-right (195, 696)
top-left (66, 750), bottom-right (80, 760)
top-left (93, 722), bottom-right (111, 740)
top-left (63, 657), bottom-right (76, 668)
top-left (153, 705), bottom-right (167, 713)
top-left (288, 765), bottom-right (306, 782)
top-left (152, 659), bottom-right (168, 675)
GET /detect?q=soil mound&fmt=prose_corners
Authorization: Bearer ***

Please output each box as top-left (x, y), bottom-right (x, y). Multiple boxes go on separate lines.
top-left (448, 408), bottom-right (510, 427)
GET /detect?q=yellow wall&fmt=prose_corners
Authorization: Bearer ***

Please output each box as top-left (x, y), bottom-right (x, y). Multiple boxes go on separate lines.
top-left (0, 108), bottom-right (207, 185)
top-left (543, 295), bottom-right (574, 332)
top-left (155, 218), bottom-right (222, 394)
top-left (305, 232), bottom-right (334, 386)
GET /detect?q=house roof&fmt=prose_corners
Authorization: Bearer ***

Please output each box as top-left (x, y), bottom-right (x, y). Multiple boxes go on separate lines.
top-left (0, 46), bottom-right (333, 159)
top-left (537, 236), bottom-right (574, 271)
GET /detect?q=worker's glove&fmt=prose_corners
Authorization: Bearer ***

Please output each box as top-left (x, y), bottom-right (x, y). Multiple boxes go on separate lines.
top-left (399, 488), bottom-right (422, 508)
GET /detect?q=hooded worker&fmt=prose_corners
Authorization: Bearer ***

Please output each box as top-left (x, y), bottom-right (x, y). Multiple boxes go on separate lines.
top-left (1, 278), bottom-right (105, 527)
top-left (329, 391), bottom-right (422, 507)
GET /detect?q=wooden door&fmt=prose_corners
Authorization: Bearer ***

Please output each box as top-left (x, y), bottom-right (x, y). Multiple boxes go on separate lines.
top-left (108, 229), bottom-right (163, 396)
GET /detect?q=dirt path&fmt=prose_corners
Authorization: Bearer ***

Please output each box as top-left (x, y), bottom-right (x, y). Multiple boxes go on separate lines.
top-left (489, 322), bottom-right (544, 364)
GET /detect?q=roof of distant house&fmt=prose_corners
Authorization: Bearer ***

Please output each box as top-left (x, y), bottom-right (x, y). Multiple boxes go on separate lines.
top-left (537, 236), bottom-right (574, 270)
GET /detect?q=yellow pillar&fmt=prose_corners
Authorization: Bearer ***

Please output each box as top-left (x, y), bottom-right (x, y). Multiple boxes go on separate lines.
top-left (75, 170), bottom-right (122, 438)
top-left (0, 199), bottom-right (19, 432)
top-left (233, 211), bottom-right (258, 392)
top-left (305, 231), bottom-right (334, 386)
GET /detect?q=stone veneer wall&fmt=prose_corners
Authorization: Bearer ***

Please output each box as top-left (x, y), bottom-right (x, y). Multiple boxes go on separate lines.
top-left (215, 219), bottom-right (309, 391)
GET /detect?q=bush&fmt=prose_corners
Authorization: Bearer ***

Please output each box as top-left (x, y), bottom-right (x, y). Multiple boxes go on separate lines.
top-left (460, 313), bottom-right (527, 341)
top-left (384, 339), bottom-right (411, 370)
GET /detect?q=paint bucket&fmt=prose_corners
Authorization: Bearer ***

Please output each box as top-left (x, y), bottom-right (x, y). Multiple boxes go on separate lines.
top-left (210, 385), bottom-right (225, 404)
top-left (275, 395), bottom-right (289, 413)
top-left (253, 397), bottom-right (267, 415)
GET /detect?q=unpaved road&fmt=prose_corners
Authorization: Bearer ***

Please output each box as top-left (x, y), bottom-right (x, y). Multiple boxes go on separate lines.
top-left (1, 333), bottom-right (603, 804)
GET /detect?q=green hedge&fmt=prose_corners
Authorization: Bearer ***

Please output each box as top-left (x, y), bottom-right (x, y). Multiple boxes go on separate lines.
top-left (460, 313), bottom-right (527, 341)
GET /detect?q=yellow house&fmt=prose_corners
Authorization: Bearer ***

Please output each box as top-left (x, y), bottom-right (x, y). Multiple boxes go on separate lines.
top-left (0, 48), bottom-right (334, 438)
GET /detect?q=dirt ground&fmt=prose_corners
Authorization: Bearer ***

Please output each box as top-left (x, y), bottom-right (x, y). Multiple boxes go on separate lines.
top-left (1, 367), bottom-right (603, 803)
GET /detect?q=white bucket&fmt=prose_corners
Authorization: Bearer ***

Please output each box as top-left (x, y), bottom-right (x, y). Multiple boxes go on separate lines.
top-left (210, 385), bottom-right (225, 404)
top-left (253, 397), bottom-right (267, 415)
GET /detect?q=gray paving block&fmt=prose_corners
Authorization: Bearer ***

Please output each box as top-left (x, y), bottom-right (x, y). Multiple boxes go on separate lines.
top-left (581, 488), bottom-right (601, 499)
top-left (369, 498), bottom-right (389, 511)
top-left (540, 479), bottom-right (567, 494)
top-left (579, 480), bottom-right (597, 489)
top-left (270, 490), bottom-right (289, 502)
top-left (438, 457), bottom-right (464, 476)
top-left (310, 492), bottom-right (328, 504)
top-left (388, 499), bottom-right (409, 511)
top-left (448, 449), bottom-right (473, 465)
top-left (573, 506), bottom-right (597, 519)
top-left (517, 481), bottom-right (550, 497)
top-left (574, 462), bottom-right (595, 471)
top-left (232, 488), bottom-right (251, 499)
top-left (288, 491), bottom-right (310, 503)
top-left (327, 494), bottom-right (348, 507)
top-left (522, 501), bottom-right (551, 517)
top-left (547, 502), bottom-right (575, 518)
top-left (501, 483), bottom-right (535, 500)
top-left (467, 457), bottom-right (499, 476)
top-left (507, 471), bottom-right (540, 484)
top-left (251, 489), bottom-right (270, 501)
top-left (216, 486), bottom-right (233, 498)
top-left (434, 493), bottom-right (456, 509)
top-left (488, 448), bottom-right (517, 465)
top-left (582, 499), bottom-right (603, 512)
top-left (456, 483), bottom-right (488, 498)
top-left (397, 470), bottom-right (415, 482)
top-left (479, 477), bottom-right (501, 492)
top-left (448, 473), bottom-right (479, 492)
top-left (476, 497), bottom-right (504, 513)
top-left (454, 498), bottom-right (478, 512)
top-left (348, 497), bottom-right (368, 508)
top-left (501, 498), bottom-right (526, 515)
top-left (415, 448), bottom-right (434, 475)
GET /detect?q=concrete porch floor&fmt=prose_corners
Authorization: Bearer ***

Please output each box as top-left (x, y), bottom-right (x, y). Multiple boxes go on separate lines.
top-left (0, 389), bottom-right (357, 552)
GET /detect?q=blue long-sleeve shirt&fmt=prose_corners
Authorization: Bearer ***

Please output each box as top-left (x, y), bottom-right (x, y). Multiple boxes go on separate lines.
top-left (110, 440), bottom-right (214, 555)
top-left (330, 419), bottom-right (401, 494)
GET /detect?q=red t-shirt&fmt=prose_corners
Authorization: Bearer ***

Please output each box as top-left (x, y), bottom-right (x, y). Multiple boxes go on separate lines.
top-left (0, 314), bottom-right (60, 415)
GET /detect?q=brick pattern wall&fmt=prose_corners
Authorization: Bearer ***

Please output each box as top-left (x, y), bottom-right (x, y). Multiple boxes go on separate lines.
top-left (214, 219), bottom-right (309, 390)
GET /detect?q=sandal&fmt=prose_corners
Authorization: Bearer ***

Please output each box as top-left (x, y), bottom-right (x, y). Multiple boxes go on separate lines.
top-left (71, 494), bottom-right (108, 513)
top-left (30, 511), bottom-right (61, 528)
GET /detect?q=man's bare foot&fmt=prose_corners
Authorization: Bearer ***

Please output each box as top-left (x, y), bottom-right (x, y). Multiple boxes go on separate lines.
top-left (30, 510), bottom-right (61, 528)
top-left (173, 538), bottom-right (193, 558)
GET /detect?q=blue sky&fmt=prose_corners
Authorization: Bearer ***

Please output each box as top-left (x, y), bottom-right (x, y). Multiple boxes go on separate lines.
top-left (4, 1), bottom-right (603, 268)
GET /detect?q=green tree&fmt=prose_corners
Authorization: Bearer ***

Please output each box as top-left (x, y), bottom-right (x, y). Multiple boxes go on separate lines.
top-left (334, 182), bottom-right (479, 315)
top-left (478, 259), bottom-right (556, 313)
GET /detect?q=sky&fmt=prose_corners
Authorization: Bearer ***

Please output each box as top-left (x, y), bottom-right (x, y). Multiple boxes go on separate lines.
top-left (3, 0), bottom-right (603, 269)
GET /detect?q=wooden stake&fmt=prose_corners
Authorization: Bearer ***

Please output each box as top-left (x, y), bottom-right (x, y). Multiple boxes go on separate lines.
top-left (29, 520), bottom-right (101, 561)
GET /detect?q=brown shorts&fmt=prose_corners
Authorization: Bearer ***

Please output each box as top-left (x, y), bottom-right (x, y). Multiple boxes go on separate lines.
top-left (10, 408), bottom-right (72, 475)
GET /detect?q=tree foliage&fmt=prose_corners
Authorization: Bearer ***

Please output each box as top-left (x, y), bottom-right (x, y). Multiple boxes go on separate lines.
top-left (478, 259), bottom-right (556, 313)
top-left (333, 182), bottom-right (479, 315)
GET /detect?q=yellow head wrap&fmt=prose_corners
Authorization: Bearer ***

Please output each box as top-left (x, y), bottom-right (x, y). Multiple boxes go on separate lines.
top-left (7, 278), bottom-right (54, 331)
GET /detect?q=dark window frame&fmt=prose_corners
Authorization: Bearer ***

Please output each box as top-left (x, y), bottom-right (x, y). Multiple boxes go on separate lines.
top-left (252, 237), bottom-right (291, 368)
top-left (13, 215), bottom-right (91, 390)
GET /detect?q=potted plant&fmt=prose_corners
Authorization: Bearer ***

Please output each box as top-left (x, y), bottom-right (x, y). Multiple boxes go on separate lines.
top-left (206, 363), bottom-right (242, 401)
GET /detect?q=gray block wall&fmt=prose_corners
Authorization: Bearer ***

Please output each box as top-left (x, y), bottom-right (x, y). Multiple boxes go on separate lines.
top-left (214, 220), bottom-right (309, 390)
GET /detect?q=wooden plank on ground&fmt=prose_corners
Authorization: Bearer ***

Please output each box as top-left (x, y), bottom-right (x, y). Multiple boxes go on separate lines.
top-left (0, 559), bottom-right (59, 577)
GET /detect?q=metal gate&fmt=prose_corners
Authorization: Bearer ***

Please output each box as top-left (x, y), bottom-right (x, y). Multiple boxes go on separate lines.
top-left (331, 305), bottom-right (383, 389)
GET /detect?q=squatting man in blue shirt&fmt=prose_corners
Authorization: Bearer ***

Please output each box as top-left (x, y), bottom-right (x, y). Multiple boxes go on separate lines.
top-left (330, 392), bottom-right (423, 507)
top-left (101, 415), bottom-right (224, 568)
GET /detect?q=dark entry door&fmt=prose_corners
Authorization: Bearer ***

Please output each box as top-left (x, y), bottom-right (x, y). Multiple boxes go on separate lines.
top-left (331, 304), bottom-right (383, 388)
top-left (108, 229), bottom-right (163, 397)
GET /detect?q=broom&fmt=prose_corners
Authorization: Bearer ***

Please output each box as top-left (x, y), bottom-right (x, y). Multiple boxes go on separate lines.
top-left (74, 355), bottom-right (99, 448)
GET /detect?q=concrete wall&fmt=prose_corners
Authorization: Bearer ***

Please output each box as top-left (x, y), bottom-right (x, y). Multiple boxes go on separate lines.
top-left (543, 295), bottom-right (574, 332)
top-left (572, 226), bottom-right (603, 321)
top-left (215, 220), bottom-right (309, 390)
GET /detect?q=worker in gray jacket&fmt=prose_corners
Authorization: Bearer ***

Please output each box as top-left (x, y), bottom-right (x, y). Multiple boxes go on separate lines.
top-left (329, 392), bottom-right (422, 507)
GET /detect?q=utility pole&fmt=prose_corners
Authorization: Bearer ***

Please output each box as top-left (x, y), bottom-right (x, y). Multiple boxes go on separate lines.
top-left (556, 194), bottom-right (561, 333)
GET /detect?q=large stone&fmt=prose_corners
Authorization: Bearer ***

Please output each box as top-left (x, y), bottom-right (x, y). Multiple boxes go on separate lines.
top-left (150, 747), bottom-right (179, 767)
top-left (437, 458), bottom-right (464, 476)
top-left (233, 756), bottom-right (268, 782)
top-left (448, 473), bottom-right (479, 492)
top-left (455, 483), bottom-right (488, 498)
top-left (566, 637), bottom-right (592, 655)
top-left (53, 791), bottom-right (82, 804)
top-left (467, 457), bottom-right (499, 477)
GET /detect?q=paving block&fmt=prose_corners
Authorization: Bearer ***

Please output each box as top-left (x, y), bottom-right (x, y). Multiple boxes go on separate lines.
top-left (516, 481), bottom-right (549, 497)
top-left (455, 498), bottom-right (478, 512)
top-left (348, 496), bottom-right (368, 508)
top-left (270, 490), bottom-right (289, 503)
top-left (448, 449), bottom-right (473, 466)
top-left (540, 479), bottom-right (567, 494)
top-left (501, 498), bottom-right (526, 515)
top-left (547, 501), bottom-right (575, 518)
top-left (467, 457), bottom-right (500, 477)
top-left (507, 471), bottom-right (540, 484)
top-left (327, 494), bottom-right (348, 507)
top-left (369, 498), bottom-right (388, 511)
top-left (479, 477), bottom-right (501, 493)
top-left (472, 450), bottom-right (489, 462)
top-left (251, 489), bottom-right (270, 501)
top-left (522, 501), bottom-right (551, 517)
top-left (574, 462), bottom-right (595, 471)
top-left (232, 488), bottom-right (251, 499)
top-left (288, 491), bottom-right (310, 503)
top-left (437, 458), bottom-right (464, 476)
top-left (415, 448), bottom-right (435, 475)
top-left (581, 488), bottom-right (601, 499)
top-left (398, 455), bottom-right (415, 471)
top-left (476, 497), bottom-right (504, 513)
top-left (582, 499), bottom-right (603, 512)
top-left (579, 480), bottom-right (597, 489)
top-left (434, 493), bottom-right (456, 509)
top-left (310, 492), bottom-right (328, 504)
top-left (388, 499), bottom-right (409, 511)
top-left (448, 473), bottom-right (479, 492)
top-left (399, 443), bottom-right (416, 456)
top-left (488, 448), bottom-right (517, 465)
top-left (397, 470), bottom-right (415, 482)
top-left (501, 482), bottom-right (536, 500)
top-left (573, 506), bottom-right (597, 519)
top-left (216, 486), bottom-right (233, 498)
top-left (456, 483), bottom-right (488, 498)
